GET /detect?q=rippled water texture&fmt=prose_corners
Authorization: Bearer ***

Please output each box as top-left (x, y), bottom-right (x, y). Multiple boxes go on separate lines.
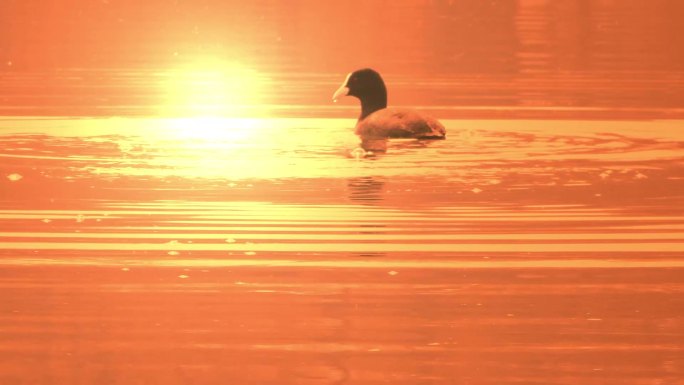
top-left (1, 1), bottom-right (684, 384)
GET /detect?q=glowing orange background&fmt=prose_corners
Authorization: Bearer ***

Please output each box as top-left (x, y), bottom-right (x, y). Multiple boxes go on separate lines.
top-left (1, 0), bottom-right (683, 117)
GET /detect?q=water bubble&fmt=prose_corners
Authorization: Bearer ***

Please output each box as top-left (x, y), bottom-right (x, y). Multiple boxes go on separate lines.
top-left (7, 173), bottom-right (22, 182)
top-left (351, 148), bottom-right (366, 159)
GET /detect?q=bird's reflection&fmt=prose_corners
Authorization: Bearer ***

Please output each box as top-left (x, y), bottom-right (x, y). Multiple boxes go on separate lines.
top-left (347, 176), bottom-right (385, 205)
top-left (347, 176), bottom-right (388, 259)
top-left (359, 137), bottom-right (389, 152)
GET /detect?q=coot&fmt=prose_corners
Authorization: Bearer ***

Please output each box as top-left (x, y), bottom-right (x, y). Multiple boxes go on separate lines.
top-left (333, 68), bottom-right (446, 139)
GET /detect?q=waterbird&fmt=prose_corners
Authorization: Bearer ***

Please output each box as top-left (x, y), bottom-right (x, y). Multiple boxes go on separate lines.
top-left (333, 68), bottom-right (446, 140)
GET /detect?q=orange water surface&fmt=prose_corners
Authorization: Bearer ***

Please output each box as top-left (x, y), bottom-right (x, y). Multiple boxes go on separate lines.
top-left (1, 1), bottom-right (684, 384)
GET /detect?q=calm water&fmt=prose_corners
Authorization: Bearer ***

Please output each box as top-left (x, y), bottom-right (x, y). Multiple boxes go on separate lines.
top-left (2, 1), bottom-right (684, 384)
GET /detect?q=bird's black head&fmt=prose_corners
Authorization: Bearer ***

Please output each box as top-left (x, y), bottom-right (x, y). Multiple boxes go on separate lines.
top-left (333, 68), bottom-right (388, 120)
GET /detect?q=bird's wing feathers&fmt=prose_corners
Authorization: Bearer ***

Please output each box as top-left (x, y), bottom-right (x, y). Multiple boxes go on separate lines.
top-left (356, 109), bottom-right (445, 138)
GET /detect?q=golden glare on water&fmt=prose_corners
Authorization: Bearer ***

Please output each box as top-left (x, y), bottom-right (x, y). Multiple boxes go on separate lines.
top-left (160, 56), bottom-right (268, 118)
top-left (90, 117), bottom-right (355, 180)
top-left (163, 116), bottom-right (261, 141)
top-left (156, 57), bottom-right (271, 146)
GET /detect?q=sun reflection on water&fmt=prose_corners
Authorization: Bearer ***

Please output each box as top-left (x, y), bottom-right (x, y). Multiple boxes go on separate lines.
top-left (163, 117), bottom-right (260, 141)
top-left (160, 56), bottom-right (269, 118)
top-left (93, 117), bottom-right (358, 180)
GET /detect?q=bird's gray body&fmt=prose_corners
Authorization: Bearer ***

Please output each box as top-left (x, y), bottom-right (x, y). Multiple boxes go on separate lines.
top-left (356, 108), bottom-right (446, 139)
